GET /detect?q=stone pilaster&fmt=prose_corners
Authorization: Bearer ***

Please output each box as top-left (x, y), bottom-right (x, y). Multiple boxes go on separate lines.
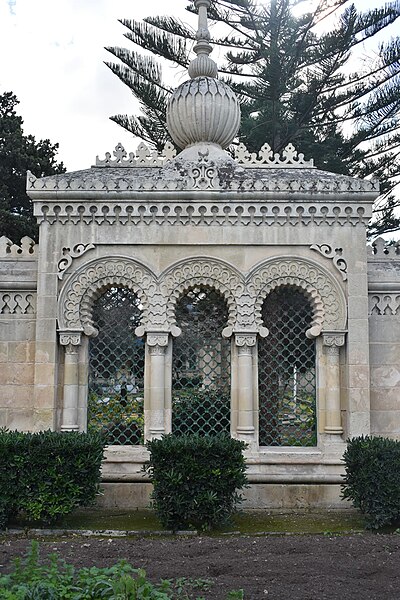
top-left (59, 331), bottom-right (82, 431)
top-left (235, 333), bottom-right (257, 442)
top-left (147, 333), bottom-right (169, 439)
top-left (323, 333), bottom-right (346, 435)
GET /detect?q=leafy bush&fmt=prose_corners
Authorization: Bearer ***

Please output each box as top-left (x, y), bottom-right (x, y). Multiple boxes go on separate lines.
top-left (0, 541), bottom-right (242, 599)
top-left (341, 435), bottom-right (400, 529)
top-left (145, 434), bottom-right (248, 531)
top-left (0, 429), bottom-right (106, 528)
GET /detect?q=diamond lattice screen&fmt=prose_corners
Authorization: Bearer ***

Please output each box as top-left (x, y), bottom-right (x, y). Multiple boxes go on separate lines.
top-left (88, 288), bottom-right (145, 445)
top-left (258, 288), bottom-right (316, 446)
top-left (172, 287), bottom-right (231, 436)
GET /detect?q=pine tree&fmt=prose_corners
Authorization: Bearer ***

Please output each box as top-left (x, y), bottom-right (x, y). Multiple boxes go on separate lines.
top-left (0, 92), bottom-right (65, 242)
top-left (105, 0), bottom-right (400, 236)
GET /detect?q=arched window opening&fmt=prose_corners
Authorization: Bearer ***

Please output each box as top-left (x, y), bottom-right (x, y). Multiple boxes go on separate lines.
top-left (259, 288), bottom-right (316, 446)
top-left (88, 288), bottom-right (145, 445)
top-left (172, 287), bottom-right (230, 436)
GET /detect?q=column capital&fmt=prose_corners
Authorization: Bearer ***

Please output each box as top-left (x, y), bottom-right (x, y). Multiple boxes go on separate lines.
top-left (322, 332), bottom-right (346, 348)
top-left (147, 332), bottom-right (169, 348)
top-left (234, 333), bottom-right (257, 348)
top-left (59, 330), bottom-right (82, 347)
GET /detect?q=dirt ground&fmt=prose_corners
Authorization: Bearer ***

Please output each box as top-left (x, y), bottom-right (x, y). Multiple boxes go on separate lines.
top-left (1, 533), bottom-right (400, 599)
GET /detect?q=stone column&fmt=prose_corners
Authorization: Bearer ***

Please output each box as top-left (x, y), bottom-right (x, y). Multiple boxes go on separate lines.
top-left (59, 331), bottom-right (82, 431)
top-left (235, 333), bottom-right (257, 441)
top-left (323, 333), bottom-right (346, 435)
top-left (147, 333), bottom-right (169, 439)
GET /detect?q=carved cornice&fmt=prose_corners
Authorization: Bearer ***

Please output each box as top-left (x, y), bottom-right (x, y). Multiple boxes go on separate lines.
top-left (310, 244), bottom-right (347, 281)
top-left (58, 243), bottom-right (95, 280)
top-left (33, 201), bottom-right (372, 227)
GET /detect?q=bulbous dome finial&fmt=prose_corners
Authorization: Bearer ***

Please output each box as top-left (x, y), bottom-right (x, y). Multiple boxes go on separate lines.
top-left (166, 0), bottom-right (241, 157)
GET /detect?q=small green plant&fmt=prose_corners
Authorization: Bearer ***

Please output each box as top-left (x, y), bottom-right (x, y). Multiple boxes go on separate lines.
top-left (145, 434), bottom-right (248, 531)
top-left (0, 541), bottom-right (243, 599)
top-left (341, 435), bottom-right (400, 529)
top-left (0, 429), bottom-right (106, 528)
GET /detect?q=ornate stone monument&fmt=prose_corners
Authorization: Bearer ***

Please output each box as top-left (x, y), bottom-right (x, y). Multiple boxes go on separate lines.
top-left (1, 0), bottom-right (399, 508)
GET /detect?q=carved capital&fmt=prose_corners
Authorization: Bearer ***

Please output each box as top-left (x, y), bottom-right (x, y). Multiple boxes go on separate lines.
top-left (147, 333), bottom-right (169, 348)
top-left (59, 331), bottom-right (82, 347)
top-left (323, 333), bottom-right (346, 348)
top-left (148, 344), bottom-right (167, 356)
top-left (235, 333), bottom-right (257, 348)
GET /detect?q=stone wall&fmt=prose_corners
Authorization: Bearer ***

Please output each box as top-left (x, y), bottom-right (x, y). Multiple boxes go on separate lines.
top-left (0, 237), bottom-right (37, 430)
top-left (368, 238), bottom-right (400, 440)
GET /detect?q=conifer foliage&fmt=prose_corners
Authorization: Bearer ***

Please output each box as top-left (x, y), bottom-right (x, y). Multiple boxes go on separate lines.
top-left (106, 0), bottom-right (400, 236)
top-left (0, 92), bottom-right (65, 242)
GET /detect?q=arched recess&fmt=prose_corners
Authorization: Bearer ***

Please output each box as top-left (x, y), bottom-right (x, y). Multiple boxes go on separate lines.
top-left (160, 257), bottom-right (245, 333)
top-left (57, 256), bottom-right (159, 337)
top-left (247, 256), bottom-right (347, 337)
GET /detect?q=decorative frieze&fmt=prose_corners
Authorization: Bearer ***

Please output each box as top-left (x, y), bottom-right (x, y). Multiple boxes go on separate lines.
top-left (0, 236), bottom-right (37, 258)
top-left (33, 201), bottom-right (372, 227)
top-left (0, 292), bottom-right (36, 314)
top-left (58, 243), bottom-right (95, 280)
top-left (369, 294), bottom-right (400, 316)
top-left (310, 244), bottom-right (348, 281)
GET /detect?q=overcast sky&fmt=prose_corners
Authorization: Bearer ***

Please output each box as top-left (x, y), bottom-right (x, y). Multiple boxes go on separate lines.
top-left (0, 0), bottom-right (394, 172)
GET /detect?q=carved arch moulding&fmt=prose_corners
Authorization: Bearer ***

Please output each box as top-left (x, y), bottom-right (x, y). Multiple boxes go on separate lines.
top-left (57, 256), bottom-right (162, 338)
top-left (159, 257), bottom-right (252, 335)
top-left (247, 256), bottom-right (347, 337)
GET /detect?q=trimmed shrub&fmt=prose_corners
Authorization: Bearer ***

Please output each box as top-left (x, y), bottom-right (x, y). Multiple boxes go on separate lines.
top-left (341, 435), bottom-right (400, 529)
top-left (145, 434), bottom-right (248, 531)
top-left (0, 429), bottom-right (106, 528)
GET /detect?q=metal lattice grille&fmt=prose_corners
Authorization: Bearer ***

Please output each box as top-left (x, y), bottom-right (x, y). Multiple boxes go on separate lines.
top-left (88, 288), bottom-right (145, 445)
top-left (258, 288), bottom-right (317, 447)
top-left (172, 287), bottom-right (231, 436)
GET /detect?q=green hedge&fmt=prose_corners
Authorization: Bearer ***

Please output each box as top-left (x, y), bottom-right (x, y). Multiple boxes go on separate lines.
top-left (0, 429), bottom-right (106, 528)
top-left (341, 435), bottom-right (400, 529)
top-left (145, 434), bottom-right (248, 531)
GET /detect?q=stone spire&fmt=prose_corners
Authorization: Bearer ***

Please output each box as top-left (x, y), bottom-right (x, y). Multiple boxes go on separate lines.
top-left (166, 0), bottom-right (240, 161)
top-left (188, 0), bottom-right (218, 79)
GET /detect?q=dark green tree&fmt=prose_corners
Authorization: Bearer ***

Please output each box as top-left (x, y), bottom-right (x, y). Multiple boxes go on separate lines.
top-left (0, 92), bottom-right (65, 242)
top-left (105, 0), bottom-right (400, 236)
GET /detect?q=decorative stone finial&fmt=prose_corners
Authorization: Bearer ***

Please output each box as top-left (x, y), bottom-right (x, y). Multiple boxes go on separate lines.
top-left (166, 0), bottom-right (241, 157)
top-left (188, 0), bottom-right (218, 79)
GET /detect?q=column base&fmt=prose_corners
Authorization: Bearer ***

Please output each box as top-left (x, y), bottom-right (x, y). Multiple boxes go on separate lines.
top-left (60, 425), bottom-right (79, 432)
top-left (324, 426), bottom-right (343, 435)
